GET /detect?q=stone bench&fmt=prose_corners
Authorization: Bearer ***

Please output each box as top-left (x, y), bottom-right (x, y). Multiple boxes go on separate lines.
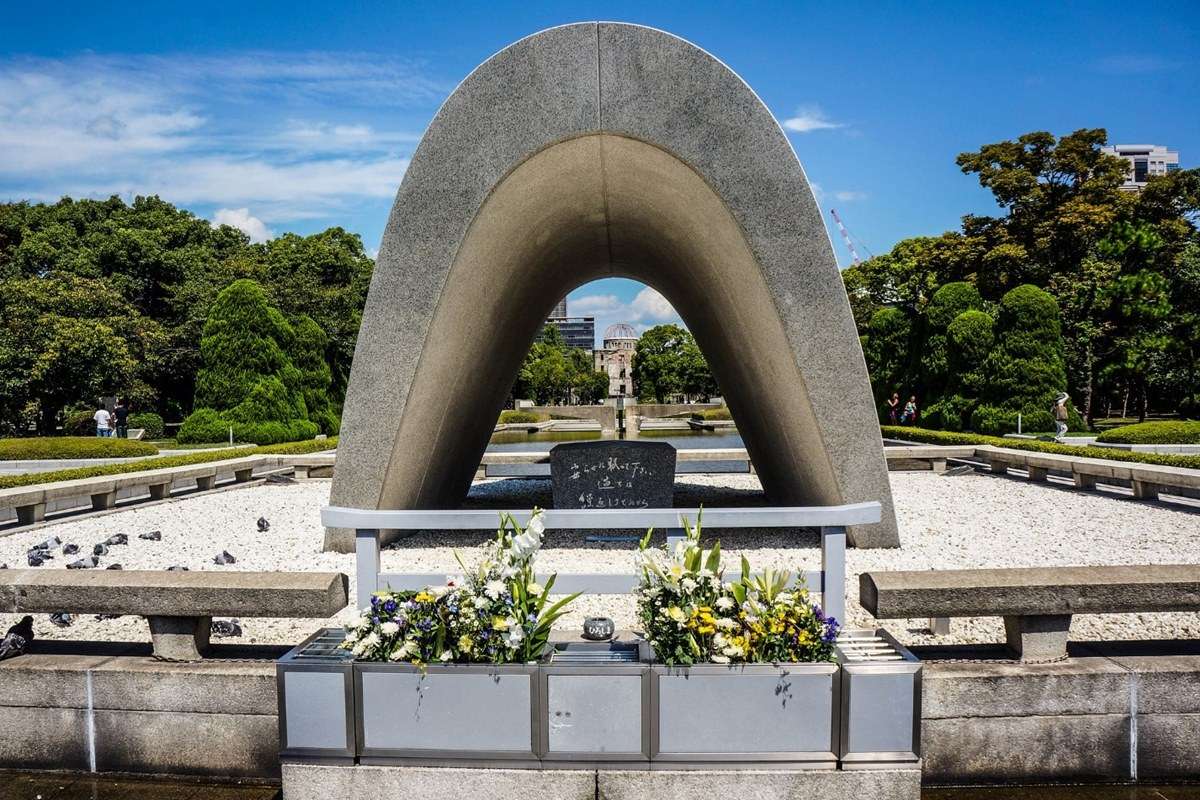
top-left (860, 565), bottom-right (1200, 662)
top-left (0, 455), bottom-right (270, 524)
top-left (883, 445), bottom-right (977, 472)
top-left (974, 445), bottom-right (1200, 499)
top-left (1, 569), bottom-right (349, 660)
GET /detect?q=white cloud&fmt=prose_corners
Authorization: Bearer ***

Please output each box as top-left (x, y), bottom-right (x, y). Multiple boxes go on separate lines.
top-left (569, 294), bottom-right (625, 315)
top-left (630, 287), bottom-right (676, 321)
top-left (0, 52), bottom-right (432, 223)
top-left (782, 105), bottom-right (844, 133)
top-left (833, 190), bottom-right (867, 202)
top-left (212, 208), bottom-right (274, 243)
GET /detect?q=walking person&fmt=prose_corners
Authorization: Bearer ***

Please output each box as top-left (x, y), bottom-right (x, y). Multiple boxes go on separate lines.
top-left (887, 393), bottom-right (900, 425)
top-left (93, 404), bottom-right (112, 438)
top-left (1053, 393), bottom-right (1070, 440)
top-left (113, 398), bottom-right (129, 439)
top-left (900, 395), bottom-right (918, 425)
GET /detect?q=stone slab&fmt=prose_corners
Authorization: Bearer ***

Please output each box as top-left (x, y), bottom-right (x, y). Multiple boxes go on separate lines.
top-left (1, 569), bottom-right (348, 617)
top-left (0, 705), bottom-right (90, 771)
top-left (93, 708), bottom-right (279, 778)
top-left (282, 763), bottom-right (595, 800)
top-left (0, 651), bottom-right (117, 708)
top-left (550, 440), bottom-right (676, 510)
top-left (860, 565), bottom-right (1200, 618)
top-left (89, 656), bottom-right (278, 715)
top-left (1137, 712), bottom-right (1200, 778)
top-left (281, 763), bottom-right (919, 800)
top-left (921, 713), bottom-right (1130, 783)
top-left (598, 768), bottom-right (921, 800)
top-left (921, 658), bottom-right (1131, 719)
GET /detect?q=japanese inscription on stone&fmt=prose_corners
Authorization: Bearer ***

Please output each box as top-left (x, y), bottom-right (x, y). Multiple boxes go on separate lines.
top-left (550, 440), bottom-right (676, 510)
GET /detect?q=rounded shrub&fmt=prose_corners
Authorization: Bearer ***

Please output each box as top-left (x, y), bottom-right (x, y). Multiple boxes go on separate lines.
top-left (128, 412), bottom-right (165, 439)
top-left (177, 408), bottom-right (232, 444)
top-left (64, 409), bottom-right (95, 436)
top-left (1097, 421), bottom-right (1200, 445)
top-left (971, 285), bottom-right (1081, 434)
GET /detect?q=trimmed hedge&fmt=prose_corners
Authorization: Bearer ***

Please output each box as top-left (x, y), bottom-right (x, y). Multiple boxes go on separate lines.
top-left (498, 410), bottom-right (544, 424)
top-left (692, 406), bottom-right (733, 421)
top-left (0, 437), bottom-right (337, 491)
top-left (1097, 421), bottom-right (1200, 445)
top-left (0, 437), bottom-right (159, 460)
top-left (882, 426), bottom-right (1200, 471)
top-left (128, 412), bottom-right (165, 439)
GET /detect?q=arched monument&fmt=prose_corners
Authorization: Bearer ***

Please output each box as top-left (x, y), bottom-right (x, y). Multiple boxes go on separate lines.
top-left (327, 22), bottom-right (899, 550)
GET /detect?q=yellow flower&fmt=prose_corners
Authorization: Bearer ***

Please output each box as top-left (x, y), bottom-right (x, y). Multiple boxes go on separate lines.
top-left (458, 635), bottom-right (474, 652)
top-left (414, 591), bottom-right (434, 603)
top-left (492, 616), bottom-right (510, 631)
top-left (667, 606), bottom-right (686, 623)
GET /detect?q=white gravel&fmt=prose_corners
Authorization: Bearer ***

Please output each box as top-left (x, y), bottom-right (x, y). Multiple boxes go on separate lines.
top-left (3, 472), bottom-right (1199, 651)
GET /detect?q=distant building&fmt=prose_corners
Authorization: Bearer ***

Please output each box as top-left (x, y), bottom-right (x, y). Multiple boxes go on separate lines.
top-left (594, 323), bottom-right (639, 397)
top-left (1101, 144), bottom-right (1181, 191)
top-left (547, 316), bottom-right (596, 350)
top-left (542, 296), bottom-right (594, 350)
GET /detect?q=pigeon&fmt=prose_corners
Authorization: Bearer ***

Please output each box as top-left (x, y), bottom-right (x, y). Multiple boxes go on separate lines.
top-left (256, 517), bottom-right (270, 533)
top-left (39, 536), bottom-right (61, 550)
top-left (0, 616), bottom-right (33, 661)
top-left (27, 545), bottom-right (52, 559)
top-left (167, 565), bottom-right (189, 572)
top-left (49, 612), bottom-right (73, 628)
top-left (265, 474), bottom-right (295, 485)
top-left (941, 465), bottom-right (976, 477)
top-left (106, 563), bottom-right (123, 570)
top-left (93, 543), bottom-right (109, 557)
top-left (0, 563), bottom-right (7, 570)
top-left (95, 614), bottom-right (123, 621)
top-left (67, 556), bottom-right (98, 569)
top-left (212, 550), bottom-right (237, 565)
top-left (210, 619), bottom-right (243, 638)
top-left (105, 533), bottom-right (128, 546)
top-left (139, 531), bottom-right (162, 541)
top-left (27, 553), bottom-right (45, 567)
top-left (62, 543), bottom-right (79, 555)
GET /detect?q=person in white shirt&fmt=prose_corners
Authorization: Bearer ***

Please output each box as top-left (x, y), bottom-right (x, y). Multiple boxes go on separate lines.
top-left (93, 406), bottom-right (112, 438)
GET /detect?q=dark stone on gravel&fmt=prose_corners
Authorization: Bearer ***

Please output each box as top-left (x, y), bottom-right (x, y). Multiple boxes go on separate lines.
top-left (106, 563), bottom-right (123, 570)
top-left (167, 565), bottom-right (189, 571)
top-left (139, 531), bottom-right (162, 541)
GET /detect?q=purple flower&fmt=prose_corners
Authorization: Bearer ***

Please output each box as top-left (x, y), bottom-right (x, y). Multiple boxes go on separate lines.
top-left (371, 596), bottom-right (380, 607)
top-left (384, 599), bottom-right (397, 613)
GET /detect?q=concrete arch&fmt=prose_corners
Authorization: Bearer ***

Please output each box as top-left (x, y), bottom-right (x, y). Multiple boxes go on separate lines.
top-left (328, 22), bottom-right (898, 550)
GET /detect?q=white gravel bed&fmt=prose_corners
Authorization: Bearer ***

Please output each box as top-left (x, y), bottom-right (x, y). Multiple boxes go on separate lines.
top-left (2, 472), bottom-right (1199, 651)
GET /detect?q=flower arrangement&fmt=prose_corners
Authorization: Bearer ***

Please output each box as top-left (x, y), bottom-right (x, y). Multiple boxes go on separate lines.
top-left (341, 509), bottom-right (579, 665)
top-left (634, 513), bottom-right (839, 666)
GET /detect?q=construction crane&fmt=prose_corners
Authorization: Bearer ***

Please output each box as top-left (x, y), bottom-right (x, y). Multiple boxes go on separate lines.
top-left (829, 208), bottom-right (871, 265)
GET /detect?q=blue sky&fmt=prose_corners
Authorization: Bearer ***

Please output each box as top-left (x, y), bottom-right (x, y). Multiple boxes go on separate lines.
top-left (1, 1), bottom-right (1195, 345)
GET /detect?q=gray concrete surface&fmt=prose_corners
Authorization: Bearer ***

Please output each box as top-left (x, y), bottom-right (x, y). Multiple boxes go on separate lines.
top-left (330, 22), bottom-right (897, 552)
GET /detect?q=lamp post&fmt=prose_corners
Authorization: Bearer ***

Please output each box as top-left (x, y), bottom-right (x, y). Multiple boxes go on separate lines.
top-left (617, 389), bottom-right (626, 440)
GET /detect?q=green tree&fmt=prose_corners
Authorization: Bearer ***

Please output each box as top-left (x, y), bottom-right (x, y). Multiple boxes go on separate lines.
top-left (924, 309), bottom-right (994, 430)
top-left (919, 282), bottom-right (984, 399)
top-left (861, 307), bottom-right (915, 415)
top-left (631, 325), bottom-right (716, 403)
top-left (28, 319), bottom-right (135, 435)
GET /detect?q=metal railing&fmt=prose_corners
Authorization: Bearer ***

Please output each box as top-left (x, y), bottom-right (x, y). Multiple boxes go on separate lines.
top-left (320, 502), bottom-right (883, 625)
